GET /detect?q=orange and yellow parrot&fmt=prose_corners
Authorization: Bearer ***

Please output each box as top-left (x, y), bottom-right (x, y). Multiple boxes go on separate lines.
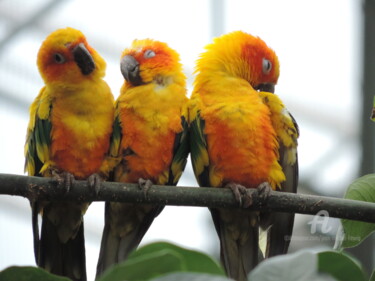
top-left (189, 31), bottom-right (299, 280)
top-left (96, 39), bottom-right (189, 277)
top-left (24, 27), bottom-right (114, 281)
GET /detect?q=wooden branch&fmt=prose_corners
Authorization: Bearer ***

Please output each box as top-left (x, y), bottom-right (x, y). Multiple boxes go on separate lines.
top-left (1, 173), bottom-right (375, 223)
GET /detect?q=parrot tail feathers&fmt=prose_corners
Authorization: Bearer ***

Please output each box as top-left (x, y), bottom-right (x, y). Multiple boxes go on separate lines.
top-left (264, 212), bottom-right (294, 257)
top-left (213, 209), bottom-right (260, 281)
top-left (96, 222), bottom-right (143, 278)
top-left (96, 203), bottom-right (141, 279)
top-left (96, 217), bottom-right (122, 279)
top-left (240, 226), bottom-right (262, 276)
top-left (219, 224), bottom-right (260, 281)
top-left (38, 216), bottom-right (87, 281)
top-left (96, 203), bottom-right (164, 279)
top-left (31, 201), bottom-right (40, 264)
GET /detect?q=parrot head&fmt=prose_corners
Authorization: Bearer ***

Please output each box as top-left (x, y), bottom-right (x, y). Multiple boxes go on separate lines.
top-left (37, 27), bottom-right (106, 84)
top-left (120, 39), bottom-right (185, 87)
top-left (197, 30), bottom-right (279, 93)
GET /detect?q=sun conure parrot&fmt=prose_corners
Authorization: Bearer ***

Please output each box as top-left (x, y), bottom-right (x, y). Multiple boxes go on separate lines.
top-left (188, 31), bottom-right (299, 281)
top-left (96, 38), bottom-right (189, 278)
top-left (24, 27), bottom-right (115, 281)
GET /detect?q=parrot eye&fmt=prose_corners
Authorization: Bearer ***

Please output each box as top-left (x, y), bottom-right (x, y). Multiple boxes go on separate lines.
top-left (54, 53), bottom-right (66, 64)
top-left (144, 50), bottom-right (156, 59)
top-left (262, 58), bottom-right (272, 74)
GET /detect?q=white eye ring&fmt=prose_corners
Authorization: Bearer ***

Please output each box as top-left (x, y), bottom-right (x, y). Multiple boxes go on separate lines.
top-left (262, 58), bottom-right (272, 74)
top-left (144, 50), bottom-right (156, 59)
top-left (54, 53), bottom-right (66, 64)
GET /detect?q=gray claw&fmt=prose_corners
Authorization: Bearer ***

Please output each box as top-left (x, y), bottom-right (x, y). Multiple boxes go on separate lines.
top-left (64, 172), bottom-right (75, 193)
top-left (225, 182), bottom-right (252, 208)
top-left (87, 173), bottom-right (102, 195)
top-left (52, 170), bottom-right (75, 193)
top-left (51, 170), bottom-right (63, 185)
top-left (257, 182), bottom-right (272, 202)
top-left (138, 178), bottom-right (153, 198)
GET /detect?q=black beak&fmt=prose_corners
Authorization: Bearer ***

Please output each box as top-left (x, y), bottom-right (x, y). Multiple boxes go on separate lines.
top-left (121, 55), bottom-right (144, 86)
top-left (72, 43), bottom-right (95, 75)
top-left (255, 83), bottom-right (275, 93)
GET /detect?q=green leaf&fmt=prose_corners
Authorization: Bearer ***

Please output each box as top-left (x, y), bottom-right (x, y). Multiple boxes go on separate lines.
top-left (340, 174), bottom-right (375, 248)
top-left (317, 251), bottom-right (367, 281)
top-left (97, 249), bottom-right (184, 281)
top-left (151, 272), bottom-right (233, 281)
top-left (370, 270), bottom-right (375, 281)
top-left (97, 242), bottom-right (225, 281)
top-left (0, 266), bottom-right (71, 281)
top-left (248, 249), bottom-right (333, 281)
top-left (129, 242), bottom-right (225, 276)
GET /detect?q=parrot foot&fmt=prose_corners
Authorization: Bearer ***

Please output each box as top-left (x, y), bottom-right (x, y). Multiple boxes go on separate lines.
top-left (52, 170), bottom-right (75, 193)
top-left (138, 178), bottom-right (153, 198)
top-left (87, 173), bottom-right (103, 195)
top-left (257, 182), bottom-right (272, 202)
top-left (225, 182), bottom-right (253, 208)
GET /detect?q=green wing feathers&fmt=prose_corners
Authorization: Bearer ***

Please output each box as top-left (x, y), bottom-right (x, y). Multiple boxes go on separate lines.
top-left (188, 106), bottom-right (210, 187)
top-left (259, 91), bottom-right (299, 169)
top-left (109, 111), bottom-right (122, 159)
top-left (99, 105), bottom-right (123, 179)
top-left (259, 91), bottom-right (299, 257)
top-left (24, 88), bottom-right (52, 177)
top-left (168, 113), bottom-right (190, 185)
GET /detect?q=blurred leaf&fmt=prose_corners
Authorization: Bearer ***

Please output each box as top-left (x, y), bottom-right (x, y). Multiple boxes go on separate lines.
top-left (129, 242), bottom-right (225, 275)
top-left (248, 249), bottom-right (333, 281)
top-left (0, 266), bottom-right (71, 281)
top-left (317, 251), bottom-right (367, 281)
top-left (370, 270), bottom-right (375, 281)
top-left (97, 241), bottom-right (225, 281)
top-left (151, 272), bottom-right (233, 281)
top-left (97, 249), bottom-right (184, 281)
top-left (340, 174), bottom-right (375, 248)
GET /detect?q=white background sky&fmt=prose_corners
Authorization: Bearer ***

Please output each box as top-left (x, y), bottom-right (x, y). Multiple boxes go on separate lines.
top-left (0, 1), bottom-right (363, 280)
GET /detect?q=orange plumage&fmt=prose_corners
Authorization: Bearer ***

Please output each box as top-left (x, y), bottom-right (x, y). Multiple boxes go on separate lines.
top-left (116, 109), bottom-right (178, 182)
top-left (201, 92), bottom-right (281, 188)
top-left (50, 94), bottom-right (113, 179)
top-left (25, 27), bottom-right (114, 281)
top-left (189, 31), bottom-right (299, 280)
top-left (96, 39), bottom-right (189, 277)
top-left (190, 31), bottom-right (285, 190)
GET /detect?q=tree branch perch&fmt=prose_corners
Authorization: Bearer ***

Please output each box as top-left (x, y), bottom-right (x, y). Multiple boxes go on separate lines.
top-left (1, 173), bottom-right (375, 223)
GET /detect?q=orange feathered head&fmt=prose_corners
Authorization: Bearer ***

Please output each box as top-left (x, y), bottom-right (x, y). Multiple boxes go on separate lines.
top-left (120, 39), bottom-right (185, 87)
top-left (37, 27), bottom-right (106, 84)
top-left (196, 31), bottom-right (280, 92)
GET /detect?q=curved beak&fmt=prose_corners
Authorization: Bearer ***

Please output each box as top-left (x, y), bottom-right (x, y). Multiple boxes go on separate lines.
top-left (72, 43), bottom-right (95, 75)
top-left (120, 55), bottom-right (144, 86)
top-left (255, 83), bottom-right (275, 93)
